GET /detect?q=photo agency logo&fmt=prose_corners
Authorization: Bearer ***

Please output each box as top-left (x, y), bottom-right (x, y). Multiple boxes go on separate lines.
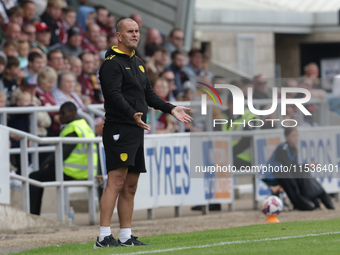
top-left (199, 82), bottom-right (312, 128)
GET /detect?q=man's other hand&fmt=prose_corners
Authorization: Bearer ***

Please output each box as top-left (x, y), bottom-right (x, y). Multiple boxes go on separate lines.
top-left (133, 112), bottom-right (150, 131)
top-left (171, 106), bottom-right (193, 123)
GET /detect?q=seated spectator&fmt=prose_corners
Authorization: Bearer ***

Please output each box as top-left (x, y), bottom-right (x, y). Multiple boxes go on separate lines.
top-left (3, 56), bottom-right (20, 105)
top-left (4, 23), bottom-right (21, 42)
top-left (61, 26), bottom-right (82, 57)
top-left (74, 81), bottom-right (91, 106)
top-left (22, 0), bottom-right (38, 25)
top-left (81, 23), bottom-right (100, 54)
top-left (145, 28), bottom-right (162, 45)
top-left (32, 22), bottom-right (51, 55)
top-left (62, 54), bottom-right (71, 72)
top-left (253, 74), bottom-right (269, 99)
top-left (94, 5), bottom-right (108, 35)
top-left (299, 77), bottom-right (327, 99)
top-left (240, 78), bottom-right (254, 99)
top-left (96, 34), bottom-right (107, 52)
top-left (47, 49), bottom-right (64, 74)
top-left (76, 5), bottom-right (95, 35)
top-left (59, 6), bottom-right (77, 44)
top-left (161, 70), bottom-right (177, 101)
top-left (164, 28), bottom-right (184, 56)
top-left (8, 91), bottom-right (34, 148)
top-left (168, 50), bottom-right (186, 92)
top-left (7, 6), bottom-right (23, 26)
top-left (0, 54), bottom-right (6, 91)
top-left (23, 23), bottom-right (36, 47)
top-left (18, 41), bottom-right (30, 69)
top-left (78, 52), bottom-right (103, 104)
top-left (303, 62), bottom-right (321, 89)
top-left (40, 0), bottom-right (63, 50)
top-left (149, 78), bottom-right (178, 133)
top-left (145, 43), bottom-right (162, 80)
top-left (0, 91), bottom-right (6, 107)
top-left (107, 33), bottom-right (118, 47)
top-left (3, 39), bottom-right (18, 57)
top-left (36, 66), bottom-right (60, 136)
top-left (23, 52), bottom-right (44, 77)
top-left (29, 102), bottom-right (98, 215)
top-left (130, 13), bottom-right (142, 29)
top-left (52, 72), bottom-right (86, 111)
top-left (156, 47), bottom-right (169, 73)
top-left (106, 13), bottom-right (116, 35)
top-left (67, 0), bottom-right (90, 12)
top-left (0, 0), bottom-right (17, 24)
top-left (181, 49), bottom-right (213, 83)
top-left (10, 75), bottom-right (39, 105)
top-left (70, 56), bottom-right (82, 76)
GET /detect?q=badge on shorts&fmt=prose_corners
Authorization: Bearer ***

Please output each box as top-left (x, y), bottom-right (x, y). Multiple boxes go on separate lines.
top-left (120, 153), bottom-right (128, 162)
top-left (139, 65), bottom-right (145, 73)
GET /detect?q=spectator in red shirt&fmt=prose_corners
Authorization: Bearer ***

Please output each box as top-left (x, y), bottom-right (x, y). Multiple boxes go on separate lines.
top-left (77, 51), bottom-right (103, 104)
top-left (81, 23), bottom-right (100, 54)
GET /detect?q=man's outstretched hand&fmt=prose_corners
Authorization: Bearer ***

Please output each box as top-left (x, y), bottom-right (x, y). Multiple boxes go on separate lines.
top-left (133, 112), bottom-right (150, 131)
top-left (171, 106), bottom-right (193, 123)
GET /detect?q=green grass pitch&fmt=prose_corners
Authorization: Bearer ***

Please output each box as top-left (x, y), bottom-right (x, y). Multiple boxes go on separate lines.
top-left (14, 218), bottom-right (340, 255)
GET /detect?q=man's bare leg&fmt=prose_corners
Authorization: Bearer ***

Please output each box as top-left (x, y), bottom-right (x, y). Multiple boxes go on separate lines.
top-left (100, 167), bottom-right (128, 227)
top-left (117, 172), bottom-right (140, 228)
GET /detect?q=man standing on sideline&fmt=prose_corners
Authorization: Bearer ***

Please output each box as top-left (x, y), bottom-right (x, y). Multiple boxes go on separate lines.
top-left (95, 18), bottom-right (192, 248)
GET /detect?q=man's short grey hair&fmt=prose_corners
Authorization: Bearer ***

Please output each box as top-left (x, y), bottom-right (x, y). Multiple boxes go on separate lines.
top-left (116, 18), bottom-right (137, 32)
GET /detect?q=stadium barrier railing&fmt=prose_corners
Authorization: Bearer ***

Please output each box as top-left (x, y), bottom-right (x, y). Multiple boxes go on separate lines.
top-left (2, 125), bottom-right (100, 225)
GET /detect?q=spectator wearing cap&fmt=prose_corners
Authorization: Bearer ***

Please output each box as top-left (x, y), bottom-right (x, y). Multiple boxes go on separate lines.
top-left (181, 49), bottom-right (213, 84)
top-left (93, 5), bottom-right (108, 35)
top-left (10, 75), bottom-right (39, 105)
top-left (77, 51), bottom-right (103, 104)
top-left (22, 0), bottom-right (38, 25)
top-left (81, 23), bottom-right (100, 54)
top-left (32, 22), bottom-right (51, 55)
top-left (23, 51), bottom-right (44, 77)
top-left (61, 26), bottom-right (82, 57)
top-left (40, 0), bottom-right (63, 50)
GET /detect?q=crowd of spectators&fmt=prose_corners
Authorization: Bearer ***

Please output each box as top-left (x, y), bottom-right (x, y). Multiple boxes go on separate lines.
top-left (0, 0), bottom-right (334, 176)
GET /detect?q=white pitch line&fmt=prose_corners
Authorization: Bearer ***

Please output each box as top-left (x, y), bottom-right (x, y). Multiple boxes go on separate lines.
top-left (114, 231), bottom-right (340, 255)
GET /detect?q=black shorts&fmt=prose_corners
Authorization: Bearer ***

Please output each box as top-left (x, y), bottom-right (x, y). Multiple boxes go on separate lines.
top-left (102, 122), bottom-right (146, 173)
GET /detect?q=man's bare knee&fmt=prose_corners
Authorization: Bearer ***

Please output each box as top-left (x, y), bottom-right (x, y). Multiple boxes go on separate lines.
top-left (123, 182), bottom-right (138, 196)
top-left (106, 167), bottom-right (128, 193)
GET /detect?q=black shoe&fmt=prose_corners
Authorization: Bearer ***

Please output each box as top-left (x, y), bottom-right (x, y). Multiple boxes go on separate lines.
top-left (191, 205), bottom-right (203, 211)
top-left (209, 203), bottom-right (221, 211)
top-left (93, 234), bottom-right (121, 249)
top-left (118, 235), bottom-right (151, 246)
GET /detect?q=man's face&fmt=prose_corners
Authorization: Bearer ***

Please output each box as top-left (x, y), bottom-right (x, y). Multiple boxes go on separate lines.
top-left (47, 6), bottom-right (62, 20)
top-left (24, 25), bottom-right (36, 43)
top-left (190, 52), bottom-right (202, 68)
top-left (173, 54), bottom-right (185, 68)
top-left (170, 30), bottom-right (184, 48)
top-left (0, 97), bottom-right (6, 107)
top-left (87, 24), bottom-right (100, 44)
top-left (8, 66), bottom-right (20, 76)
top-left (162, 71), bottom-right (177, 92)
top-left (97, 9), bottom-right (108, 26)
top-left (68, 34), bottom-right (82, 47)
top-left (9, 15), bottom-right (23, 26)
top-left (254, 77), bottom-right (267, 93)
top-left (82, 53), bottom-right (94, 74)
top-left (117, 20), bottom-right (140, 50)
top-left (71, 59), bottom-right (82, 76)
top-left (31, 57), bottom-right (44, 73)
top-left (36, 30), bottom-right (51, 46)
top-left (23, 3), bottom-right (35, 20)
top-left (48, 52), bottom-right (63, 72)
top-left (4, 46), bottom-right (18, 57)
top-left (59, 107), bottom-right (76, 124)
top-left (8, 25), bottom-right (21, 40)
top-left (307, 65), bottom-right (319, 78)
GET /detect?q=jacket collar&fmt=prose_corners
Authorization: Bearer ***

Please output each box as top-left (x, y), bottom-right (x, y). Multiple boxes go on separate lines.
top-left (111, 46), bottom-right (135, 57)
